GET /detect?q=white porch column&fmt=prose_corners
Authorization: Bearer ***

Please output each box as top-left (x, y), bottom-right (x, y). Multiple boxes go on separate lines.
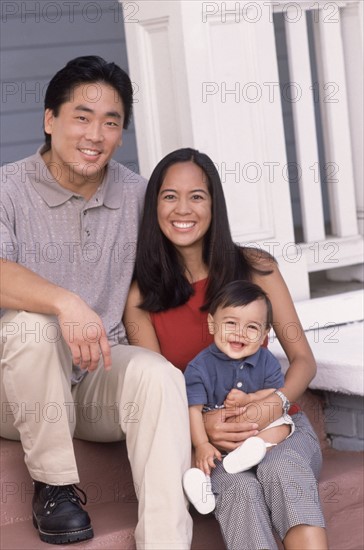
top-left (328, 0), bottom-right (364, 283)
top-left (123, 0), bottom-right (310, 299)
top-left (341, 1), bottom-right (364, 231)
top-left (311, 3), bottom-right (358, 238)
top-left (312, 0), bottom-right (363, 282)
top-left (285, 9), bottom-right (326, 243)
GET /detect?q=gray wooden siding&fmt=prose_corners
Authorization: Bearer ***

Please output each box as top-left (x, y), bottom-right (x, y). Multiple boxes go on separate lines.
top-left (0, 1), bottom-right (139, 172)
top-left (1, 2), bottom-right (329, 240)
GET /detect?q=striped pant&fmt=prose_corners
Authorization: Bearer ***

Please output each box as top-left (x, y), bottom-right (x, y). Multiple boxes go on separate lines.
top-left (211, 412), bottom-right (325, 550)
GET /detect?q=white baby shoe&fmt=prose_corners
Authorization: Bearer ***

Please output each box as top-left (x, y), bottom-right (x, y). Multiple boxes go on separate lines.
top-left (182, 468), bottom-right (216, 514)
top-left (223, 437), bottom-right (267, 474)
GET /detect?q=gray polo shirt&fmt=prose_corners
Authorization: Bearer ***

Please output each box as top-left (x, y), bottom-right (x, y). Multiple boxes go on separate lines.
top-left (0, 147), bottom-right (147, 346)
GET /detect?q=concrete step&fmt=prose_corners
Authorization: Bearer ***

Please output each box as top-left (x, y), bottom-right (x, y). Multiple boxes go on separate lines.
top-left (320, 448), bottom-right (364, 550)
top-left (2, 455), bottom-right (363, 550)
top-left (0, 439), bottom-right (134, 525)
top-left (0, 438), bottom-right (225, 549)
top-left (0, 499), bottom-right (225, 550)
top-left (1, 391), bottom-right (363, 549)
top-left (0, 501), bottom-right (137, 550)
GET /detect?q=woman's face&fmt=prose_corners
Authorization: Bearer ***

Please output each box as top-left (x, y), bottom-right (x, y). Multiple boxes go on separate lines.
top-left (157, 161), bottom-right (212, 254)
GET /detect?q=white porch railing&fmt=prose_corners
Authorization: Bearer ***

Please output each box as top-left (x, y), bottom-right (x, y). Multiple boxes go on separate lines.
top-left (272, 0), bottom-right (363, 275)
top-left (123, 0), bottom-right (363, 292)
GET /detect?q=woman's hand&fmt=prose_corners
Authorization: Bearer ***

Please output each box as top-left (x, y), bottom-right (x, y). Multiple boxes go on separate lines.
top-left (203, 408), bottom-right (259, 452)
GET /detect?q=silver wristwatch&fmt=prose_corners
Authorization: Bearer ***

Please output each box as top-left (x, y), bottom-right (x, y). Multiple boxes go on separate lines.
top-left (274, 390), bottom-right (291, 414)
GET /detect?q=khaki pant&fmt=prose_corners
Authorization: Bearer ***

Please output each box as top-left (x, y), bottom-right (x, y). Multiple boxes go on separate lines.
top-left (1, 310), bottom-right (193, 550)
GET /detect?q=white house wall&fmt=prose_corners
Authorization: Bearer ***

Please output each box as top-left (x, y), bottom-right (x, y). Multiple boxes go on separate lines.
top-left (124, 0), bottom-right (363, 299)
top-left (124, 1), bottom-right (296, 254)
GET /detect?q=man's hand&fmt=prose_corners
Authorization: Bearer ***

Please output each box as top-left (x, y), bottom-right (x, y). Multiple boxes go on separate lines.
top-left (203, 408), bottom-right (259, 452)
top-left (0, 260), bottom-right (112, 371)
top-left (57, 295), bottom-right (111, 371)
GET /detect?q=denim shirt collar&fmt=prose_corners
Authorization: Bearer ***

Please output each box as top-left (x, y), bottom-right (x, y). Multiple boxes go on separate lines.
top-left (208, 342), bottom-right (262, 368)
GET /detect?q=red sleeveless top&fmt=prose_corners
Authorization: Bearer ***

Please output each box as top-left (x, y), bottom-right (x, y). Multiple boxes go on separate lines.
top-left (150, 279), bottom-right (213, 371)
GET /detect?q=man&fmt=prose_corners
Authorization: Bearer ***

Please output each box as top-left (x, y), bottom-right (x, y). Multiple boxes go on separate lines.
top-left (0, 56), bottom-right (192, 549)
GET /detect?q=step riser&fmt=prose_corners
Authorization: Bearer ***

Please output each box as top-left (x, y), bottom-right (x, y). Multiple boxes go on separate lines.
top-left (1, 390), bottom-right (363, 550)
top-left (2, 443), bottom-right (363, 550)
top-left (1, 439), bottom-right (135, 525)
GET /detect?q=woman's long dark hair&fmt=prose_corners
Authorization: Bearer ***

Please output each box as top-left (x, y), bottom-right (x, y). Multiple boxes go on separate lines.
top-left (135, 148), bottom-right (273, 312)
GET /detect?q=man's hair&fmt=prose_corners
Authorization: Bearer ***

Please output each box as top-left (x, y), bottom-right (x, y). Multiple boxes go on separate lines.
top-left (43, 55), bottom-right (133, 150)
top-left (209, 280), bottom-right (273, 328)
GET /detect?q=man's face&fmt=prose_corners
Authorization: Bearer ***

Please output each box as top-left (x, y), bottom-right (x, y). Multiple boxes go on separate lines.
top-left (44, 82), bottom-right (124, 193)
top-left (208, 299), bottom-right (269, 360)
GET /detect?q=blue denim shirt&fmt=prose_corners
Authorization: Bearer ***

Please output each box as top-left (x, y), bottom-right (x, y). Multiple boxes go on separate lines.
top-left (184, 343), bottom-right (284, 409)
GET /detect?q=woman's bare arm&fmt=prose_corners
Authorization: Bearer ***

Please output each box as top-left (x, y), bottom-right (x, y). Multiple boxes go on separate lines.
top-left (123, 281), bottom-right (162, 353)
top-left (253, 255), bottom-right (316, 402)
top-left (205, 252), bottom-right (316, 450)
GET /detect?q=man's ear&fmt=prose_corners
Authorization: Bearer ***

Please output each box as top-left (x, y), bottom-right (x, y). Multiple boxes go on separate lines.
top-left (44, 109), bottom-right (55, 134)
top-left (207, 313), bottom-right (216, 335)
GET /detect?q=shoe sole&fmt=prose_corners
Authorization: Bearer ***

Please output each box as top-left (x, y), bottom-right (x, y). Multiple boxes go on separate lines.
top-left (33, 514), bottom-right (94, 545)
top-left (223, 437), bottom-right (267, 474)
top-left (182, 468), bottom-right (216, 515)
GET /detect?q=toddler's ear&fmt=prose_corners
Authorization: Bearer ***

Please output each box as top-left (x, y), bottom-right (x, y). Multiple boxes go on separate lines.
top-left (207, 313), bottom-right (216, 335)
top-left (261, 326), bottom-right (270, 343)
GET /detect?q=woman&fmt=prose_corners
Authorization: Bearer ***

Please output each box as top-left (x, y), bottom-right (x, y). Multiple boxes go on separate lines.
top-left (124, 148), bottom-right (328, 550)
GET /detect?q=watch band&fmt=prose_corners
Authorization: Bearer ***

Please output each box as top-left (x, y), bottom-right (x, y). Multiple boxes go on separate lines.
top-left (274, 389), bottom-right (291, 415)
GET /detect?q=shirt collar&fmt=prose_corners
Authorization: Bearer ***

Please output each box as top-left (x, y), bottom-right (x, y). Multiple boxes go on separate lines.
top-left (29, 147), bottom-right (74, 207)
top-left (29, 146), bottom-right (122, 209)
top-left (100, 159), bottom-right (123, 209)
top-left (209, 342), bottom-right (262, 367)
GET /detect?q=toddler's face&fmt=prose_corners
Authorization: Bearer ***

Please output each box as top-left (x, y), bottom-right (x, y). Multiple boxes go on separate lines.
top-left (208, 299), bottom-right (269, 360)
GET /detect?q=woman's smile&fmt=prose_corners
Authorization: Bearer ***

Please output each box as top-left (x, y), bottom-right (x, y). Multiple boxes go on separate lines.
top-left (157, 161), bottom-right (212, 252)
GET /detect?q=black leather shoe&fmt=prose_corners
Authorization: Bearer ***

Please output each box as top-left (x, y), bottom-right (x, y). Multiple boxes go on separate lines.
top-left (32, 481), bottom-right (94, 544)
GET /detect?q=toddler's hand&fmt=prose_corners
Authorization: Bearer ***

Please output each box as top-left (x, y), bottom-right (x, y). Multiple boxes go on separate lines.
top-left (195, 442), bottom-right (222, 475)
top-left (224, 388), bottom-right (249, 409)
